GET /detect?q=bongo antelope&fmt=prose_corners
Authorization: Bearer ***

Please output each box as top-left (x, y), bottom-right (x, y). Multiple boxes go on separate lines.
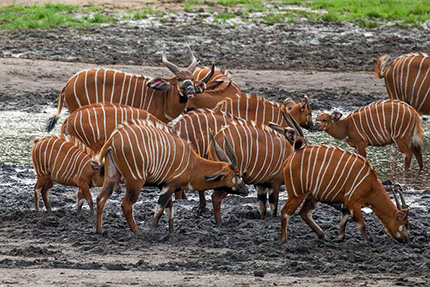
top-left (280, 130), bottom-right (410, 243)
top-left (173, 109), bottom-right (243, 206)
top-left (46, 44), bottom-right (214, 131)
top-left (31, 135), bottom-right (103, 215)
top-left (96, 119), bottom-right (247, 234)
top-left (214, 94), bottom-right (313, 130)
top-left (61, 103), bottom-right (168, 153)
top-left (186, 65), bottom-right (242, 110)
top-left (208, 120), bottom-right (294, 225)
top-left (315, 99), bottom-right (423, 169)
top-left (375, 52), bottom-right (430, 114)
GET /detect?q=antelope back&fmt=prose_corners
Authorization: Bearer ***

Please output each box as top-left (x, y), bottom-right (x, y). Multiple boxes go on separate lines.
top-left (62, 69), bottom-right (186, 122)
top-left (348, 99), bottom-right (420, 145)
top-left (284, 145), bottom-right (375, 203)
top-left (174, 109), bottom-right (242, 158)
top-left (31, 135), bottom-right (95, 184)
top-left (187, 68), bottom-right (242, 109)
top-left (383, 53), bottom-right (430, 114)
top-left (209, 121), bottom-right (292, 184)
top-left (105, 119), bottom-right (192, 185)
top-left (62, 103), bottom-right (166, 153)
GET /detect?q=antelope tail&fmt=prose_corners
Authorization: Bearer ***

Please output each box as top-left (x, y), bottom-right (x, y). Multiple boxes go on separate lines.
top-left (46, 86), bottom-right (66, 132)
top-left (375, 54), bottom-right (392, 80)
top-left (408, 116), bottom-right (424, 152)
top-left (98, 133), bottom-right (116, 177)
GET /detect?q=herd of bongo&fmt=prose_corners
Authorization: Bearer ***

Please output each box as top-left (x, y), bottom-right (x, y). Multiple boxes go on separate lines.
top-left (31, 46), bottom-right (429, 243)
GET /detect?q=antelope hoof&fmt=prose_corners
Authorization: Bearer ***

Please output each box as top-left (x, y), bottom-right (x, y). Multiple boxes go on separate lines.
top-left (196, 206), bottom-right (208, 217)
top-left (337, 235), bottom-right (345, 242)
top-left (318, 233), bottom-right (328, 241)
top-left (133, 229), bottom-right (143, 237)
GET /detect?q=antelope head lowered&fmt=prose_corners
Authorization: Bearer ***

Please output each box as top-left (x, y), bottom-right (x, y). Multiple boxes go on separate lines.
top-left (148, 44), bottom-right (215, 104)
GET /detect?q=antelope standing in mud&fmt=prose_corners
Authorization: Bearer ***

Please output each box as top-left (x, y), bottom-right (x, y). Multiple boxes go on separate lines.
top-left (31, 135), bottom-right (103, 215)
top-left (280, 130), bottom-right (410, 243)
top-left (375, 52), bottom-right (430, 114)
top-left (207, 118), bottom-right (298, 225)
top-left (186, 65), bottom-right (242, 110)
top-left (173, 108), bottom-right (243, 205)
top-left (46, 44), bottom-right (214, 131)
top-left (315, 99), bottom-right (423, 170)
top-left (96, 119), bottom-right (247, 234)
top-left (61, 103), bottom-right (168, 153)
top-left (214, 94), bottom-right (313, 130)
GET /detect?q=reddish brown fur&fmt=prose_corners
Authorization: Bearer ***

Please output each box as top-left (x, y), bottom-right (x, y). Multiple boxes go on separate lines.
top-left (61, 103), bottom-right (167, 153)
top-left (214, 94), bottom-right (313, 129)
top-left (96, 119), bottom-right (247, 234)
top-left (315, 100), bottom-right (423, 169)
top-left (187, 68), bottom-right (242, 110)
top-left (281, 143), bottom-right (410, 243)
top-left (31, 135), bottom-right (103, 215)
top-left (375, 52), bottom-right (430, 114)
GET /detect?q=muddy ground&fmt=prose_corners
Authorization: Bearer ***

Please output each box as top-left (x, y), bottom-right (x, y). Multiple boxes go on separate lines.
top-left (1, 5), bottom-right (430, 286)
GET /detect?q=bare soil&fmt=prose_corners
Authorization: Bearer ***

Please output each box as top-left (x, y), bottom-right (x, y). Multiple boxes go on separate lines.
top-left (1, 2), bottom-right (430, 286)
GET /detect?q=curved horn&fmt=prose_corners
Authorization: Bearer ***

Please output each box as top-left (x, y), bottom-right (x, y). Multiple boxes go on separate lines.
top-left (395, 184), bottom-right (409, 209)
top-left (282, 111), bottom-right (304, 137)
top-left (186, 43), bottom-right (198, 73)
top-left (224, 137), bottom-right (237, 170)
top-left (210, 132), bottom-right (231, 164)
top-left (201, 60), bottom-right (216, 84)
top-left (162, 44), bottom-right (181, 75)
top-left (392, 185), bottom-right (401, 209)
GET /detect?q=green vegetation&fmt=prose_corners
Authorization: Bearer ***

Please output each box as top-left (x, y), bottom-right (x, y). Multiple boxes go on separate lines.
top-left (307, 0), bottom-right (430, 28)
top-left (1, 0), bottom-right (429, 30)
top-left (214, 12), bottom-right (237, 22)
top-left (0, 4), bottom-right (115, 30)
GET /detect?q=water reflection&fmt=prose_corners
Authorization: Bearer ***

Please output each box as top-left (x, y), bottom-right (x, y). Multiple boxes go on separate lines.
top-left (0, 111), bottom-right (429, 190)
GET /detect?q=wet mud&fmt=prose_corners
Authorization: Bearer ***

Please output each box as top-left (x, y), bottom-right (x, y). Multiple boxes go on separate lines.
top-left (1, 14), bottom-right (430, 285)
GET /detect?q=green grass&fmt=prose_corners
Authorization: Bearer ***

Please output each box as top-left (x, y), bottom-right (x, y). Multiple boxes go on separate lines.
top-left (0, 4), bottom-right (115, 30)
top-left (2, 1), bottom-right (430, 30)
top-left (306, 0), bottom-right (430, 28)
top-left (214, 12), bottom-right (237, 22)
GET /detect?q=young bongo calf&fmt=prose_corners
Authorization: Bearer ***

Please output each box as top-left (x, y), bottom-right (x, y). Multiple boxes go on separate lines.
top-left (31, 135), bottom-right (103, 215)
top-left (315, 99), bottom-right (423, 169)
top-left (280, 129), bottom-right (410, 243)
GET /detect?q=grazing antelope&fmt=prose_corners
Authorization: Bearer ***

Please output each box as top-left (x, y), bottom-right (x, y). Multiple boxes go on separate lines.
top-left (61, 103), bottom-right (168, 153)
top-left (208, 120), bottom-right (295, 225)
top-left (31, 135), bottom-right (103, 215)
top-left (214, 94), bottom-right (313, 130)
top-left (96, 119), bottom-right (248, 234)
top-left (186, 65), bottom-right (242, 110)
top-left (46, 44), bottom-right (214, 131)
top-left (173, 109), bottom-right (243, 206)
top-left (280, 130), bottom-right (410, 243)
top-left (315, 99), bottom-right (423, 169)
top-left (375, 52), bottom-right (430, 114)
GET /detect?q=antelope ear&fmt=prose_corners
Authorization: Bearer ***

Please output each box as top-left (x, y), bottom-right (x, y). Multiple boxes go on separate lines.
top-left (91, 160), bottom-right (100, 172)
top-left (395, 208), bottom-right (409, 221)
top-left (268, 122), bottom-right (284, 135)
top-left (205, 80), bottom-right (224, 90)
top-left (331, 111), bottom-right (342, 122)
top-left (285, 127), bottom-right (297, 143)
top-left (205, 171), bottom-right (227, 181)
top-left (194, 82), bottom-right (206, 93)
top-left (283, 98), bottom-right (295, 109)
top-left (147, 78), bottom-right (171, 91)
top-left (300, 96), bottom-right (308, 111)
